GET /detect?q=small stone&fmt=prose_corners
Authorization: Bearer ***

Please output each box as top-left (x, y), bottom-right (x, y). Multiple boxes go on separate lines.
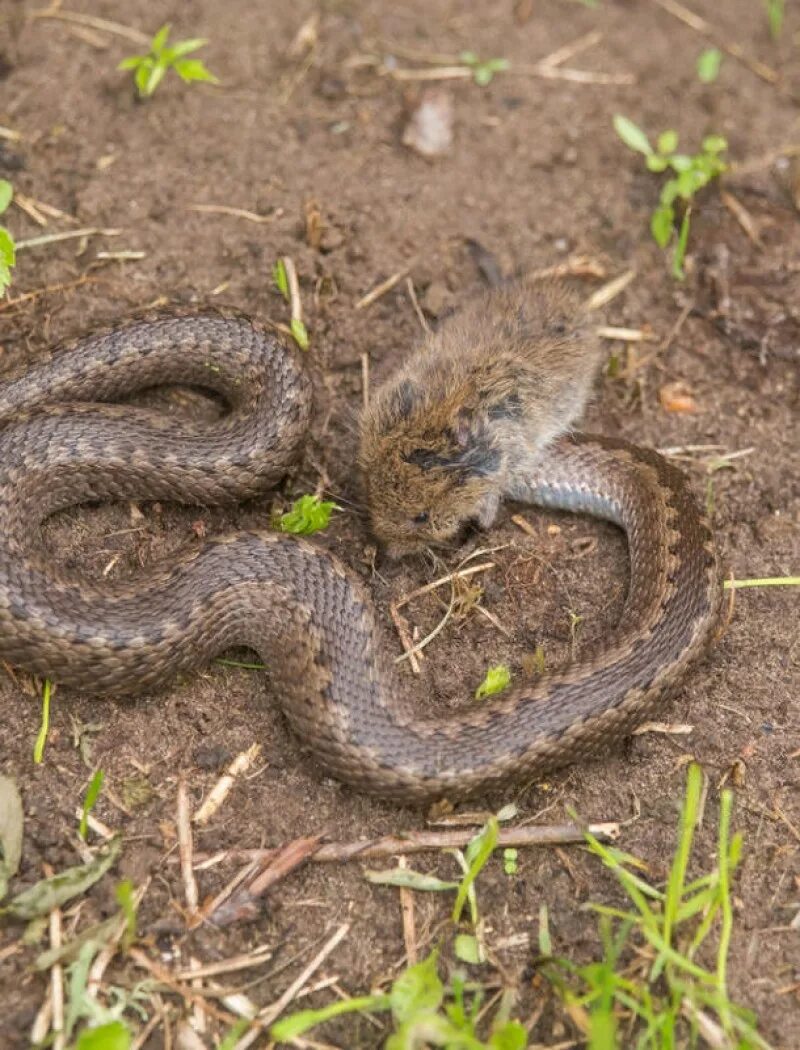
top-left (421, 281), bottom-right (450, 318)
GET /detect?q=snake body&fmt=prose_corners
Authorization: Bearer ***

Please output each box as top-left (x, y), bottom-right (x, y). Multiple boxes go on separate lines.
top-left (0, 315), bottom-right (722, 801)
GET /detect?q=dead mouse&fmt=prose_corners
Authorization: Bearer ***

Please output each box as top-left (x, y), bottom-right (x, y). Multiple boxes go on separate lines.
top-left (358, 280), bottom-right (603, 557)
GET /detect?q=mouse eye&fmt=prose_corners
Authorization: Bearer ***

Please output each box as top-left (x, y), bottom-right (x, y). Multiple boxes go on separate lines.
top-left (412, 511), bottom-right (429, 525)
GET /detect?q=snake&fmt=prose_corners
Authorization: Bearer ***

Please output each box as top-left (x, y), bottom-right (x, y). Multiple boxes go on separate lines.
top-left (0, 314), bottom-right (723, 802)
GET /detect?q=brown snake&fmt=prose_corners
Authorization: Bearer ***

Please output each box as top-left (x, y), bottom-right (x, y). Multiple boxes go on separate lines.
top-left (0, 315), bottom-right (722, 802)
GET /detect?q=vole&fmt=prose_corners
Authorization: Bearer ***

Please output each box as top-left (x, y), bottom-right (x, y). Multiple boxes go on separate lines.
top-left (358, 280), bottom-right (603, 557)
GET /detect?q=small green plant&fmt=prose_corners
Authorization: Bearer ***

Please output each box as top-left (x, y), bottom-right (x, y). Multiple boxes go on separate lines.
top-left (474, 663), bottom-right (511, 700)
top-left (272, 258), bottom-right (309, 349)
top-left (614, 116), bottom-right (727, 279)
top-left (79, 770), bottom-right (105, 841)
top-left (0, 180), bottom-right (16, 296)
top-left (538, 764), bottom-right (771, 1048)
top-left (459, 51), bottom-right (510, 86)
top-left (697, 47), bottom-right (722, 83)
top-left (118, 24), bottom-right (218, 100)
top-left (33, 678), bottom-right (54, 764)
top-left (766, 0), bottom-right (784, 39)
top-left (277, 494), bottom-right (338, 535)
top-left (272, 950), bottom-right (526, 1048)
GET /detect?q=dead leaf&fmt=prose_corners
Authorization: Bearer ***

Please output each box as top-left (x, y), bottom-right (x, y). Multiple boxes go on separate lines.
top-left (0, 775), bottom-right (23, 901)
top-left (402, 89), bottom-right (454, 158)
top-left (659, 381), bottom-right (698, 413)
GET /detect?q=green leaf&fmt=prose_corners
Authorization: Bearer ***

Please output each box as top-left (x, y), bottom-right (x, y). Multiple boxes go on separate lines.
top-left (1, 837), bottom-right (121, 921)
top-left (454, 933), bottom-right (482, 964)
top-left (390, 951), bottom-right (443, 1023)
top-left (613, 115), bottom-right (653, 156)
top-left (697, 48), bottom-right (722, 83)
top-left (173, 58), bottom-right (219, 85)
top-left (672, 207), bottom-right (692, 281)
top-left (475, 664), bottom-right (511, 700)
top-left (489, 1021), bottom-right (528, 1050)
top-left (0, 775), bottom-right (23, 901)
top-left (168, 37), bottom-right (208, 58)
top-left (270, 994), bottom-right (391, 1041)
top-left (134, 61), bottom-right (154, 97)
top-left (74, 1021), bottom-right (132, 1050)
top-left (290, 317), bottom-right (309, 350)
top-left (79, 770), bottom-right (105, 841)
top-left (33, 678), bottom-right (53, 764)
top-left (767, 0), bottom-right (784, 40)
top-left (668, 153), bottom-right (693, 173)
top-left (459, 51), bottom-right (479, 64)
top-left (115, 878), bottom-right (137, 948)
top-left (646, 154), bottom-right (669, 173)
top-left (656, 129), bottom-right (678, 155)
top-left (503, 848), bottom-right (518, 876)
top-left (365, 868), bottom-right (460, 892)
top-left (117, 55), bottom-right (146, 70)
top-left (278, 494), bottom-right (338, 535)
top-left (650, 204), bottom-right (674, 248)
top-left (453, 817), bottom-right (499, 923)
top-left (0, 258), bottom-right (12, 296)
top-left (0, 226), bottom-right (16, 267)
top-left (150, 24), bottom-right (171, 53)
top-left (0, 179), bottom-right (13, 214)
top-left (273, 258), bottom-right (289, 299)
top-left (702, 134), bottom-right (728, 154)
top-left (142, 62), bottom-right (167, 98)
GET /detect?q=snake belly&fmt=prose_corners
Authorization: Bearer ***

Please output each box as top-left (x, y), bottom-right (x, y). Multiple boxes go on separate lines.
top-left (0, 315), bottom-right (722, 802)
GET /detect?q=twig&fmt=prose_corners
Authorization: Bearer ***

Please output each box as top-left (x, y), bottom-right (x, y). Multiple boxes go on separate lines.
top-left (187, 204), bottom-right (275, 224)
top-left (173, 946), bottom-right (273, 982)
top-left (281, 256), bottom-right (303, 326)
top-left (190, 822), bottom-right (620, 869)
top-left (193, 743), bottom-right (262, 825)
top-left (512, 64), bottom-right (635, 86)
top-left (29, 5), bottom-right (149, 44)
top-left (257, 924), bottom-right (351, 1029)
top-left (177, 776), bottom-right (199, 920)
top-left (48, 897), bottom-right (65, 1050)
top-left (361, 352), bottom-right (370, 410)
top-left (584, 269), bottom-right (636, 311)
top-left (394, 562), bottom-right (496, 610)
top-left (398, 856), bottom-right (418, 965)
top-left (406, 276), bottom-right (432, 334)
top-left (15, 227), bottom-right (122, 250)
top-left (660, 300), bottom-right (694, 353)
top-left (129, 949), bottom-right (237, 1025)
top-left (389, 603), bottom-right (422, 674)
top-left (355, 266), bottom-right (412, 310)
top-left (0, 274), bottom-right (102, 311)
top-left (720, 190), bottom-right (761, 247)
top-left (538, 29), bottom-right (604, 69)
top-left (596, 325), bottom-right (654, 342)
top-left (528, 254), bottom-right (607, 281)
top-left (394, 576), bottom-right (456, 664)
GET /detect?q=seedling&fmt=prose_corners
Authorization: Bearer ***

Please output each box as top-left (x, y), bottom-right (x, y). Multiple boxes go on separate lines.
top-left (697, 47), bottom-right (723, 82)
top-left (459, 51), bottom-right (510, 86)
top-left (118, 24), bottom-right (218, 100)
top-left (766, 0), bottom-right (784, 38)
top-left (474, 663), bottom-right (511, 699)
top-left (273, 257), bottom-right (309, 349)
top-left (33, 678), bottom-right (54, 764)
top-left (277, 494), bottom-right (338, 535)
top-left (614, 115), bottom-right (728, 279)
top-left (0, 180), bottom-right (16, 296)
top-left (79, 770), bottom-right (105, 841)
top-left (539, 764), bottom-right (771, 1047)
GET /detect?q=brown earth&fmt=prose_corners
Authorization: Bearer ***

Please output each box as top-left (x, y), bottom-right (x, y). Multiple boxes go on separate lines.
top-left (0, 0), bottom-right (798, 1047)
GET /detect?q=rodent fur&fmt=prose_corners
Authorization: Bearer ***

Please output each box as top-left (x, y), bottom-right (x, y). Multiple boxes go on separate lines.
top-left (359, 280), bottom-right (603, 557)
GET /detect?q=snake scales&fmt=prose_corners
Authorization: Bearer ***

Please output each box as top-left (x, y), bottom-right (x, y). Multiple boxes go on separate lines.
top-left (0, 314), bottom-right (722, 801)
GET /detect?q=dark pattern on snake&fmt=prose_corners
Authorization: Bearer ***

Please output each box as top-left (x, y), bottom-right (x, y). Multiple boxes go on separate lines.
top-left (0, 315), bottom-right (723, 801)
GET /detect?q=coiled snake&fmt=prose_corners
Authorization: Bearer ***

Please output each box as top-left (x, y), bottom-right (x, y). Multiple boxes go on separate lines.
top-left (0, 315), bottom-right (722, 801)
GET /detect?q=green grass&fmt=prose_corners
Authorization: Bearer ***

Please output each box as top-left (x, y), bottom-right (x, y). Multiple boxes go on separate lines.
top-left (0, 179), bottom-right (16, 296)
top-left (79, 770), bottom-right (105, 841)
top-left (537, 764), bottom-right (771, 1048)
top-left (277, 493), bottom-right (338, 535)
top-left (33, 678), bottom-right (53, 764)
top-left (118, 24), bottom-right (218, 100)
top-left (613, 116), bottom-right (727, 279)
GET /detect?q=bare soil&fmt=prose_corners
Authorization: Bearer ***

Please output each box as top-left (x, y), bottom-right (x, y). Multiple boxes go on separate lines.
top-left (0, 1), bottom-right (798, 1047)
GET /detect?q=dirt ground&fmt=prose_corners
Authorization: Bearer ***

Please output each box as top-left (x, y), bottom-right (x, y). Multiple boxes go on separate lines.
top-left (0, 0), bottom-right (799, 1047)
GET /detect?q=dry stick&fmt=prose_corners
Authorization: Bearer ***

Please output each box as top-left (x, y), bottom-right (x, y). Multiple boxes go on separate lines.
top-left (193, 823), bottom-right (620, 869)
top-left (406, 276), bottom-right (432, 335)
top-left (129, 949), bottom-right (238, 1026)
top-left (596, 325), bottom-right (653, 342)
top-left (177, 776), bottom-right (199, 920)
top-left (281, 255), bottom-right (303, 327)
top-left (194, 743), bottom-right (262, 825)
top-left (538, 29), bottom-right (604, 68)
top-left (130, 1011), bottom-right (162, 1050)
top-left (395, 575), bottom-right (457, 665)
top-left (355, 266), bottom-right (412, 310)
top-left (187, 203), bottom-right (275, 224)
top-left (394, 562), bottom-right (496, 610)
top-left (173, 946), bottom-right (273, 982)
top-left (585, 268), bottom-right (636, 311)
top-left (650, 0), bottom-right (779, 84)
top-left (29, 5), bottom-right (150, 44)
top-left (361, 352), bottom-right (370, 410)
top-left (389, 602), bottom-right (422, 674)
top-left (15, 227), bottom-right (121, 250)
top-left (46, 891), bottom-right (65, 1050)
top-left (529, 254), bottom-right (607, 281)
top-left (511, 64), bottom-right (635, 86)
top-left (0, 275), bottom-right (102, 312)
top-left (720, 190), bottom-right (761, 247)
top-left (397, 856), bottom-right (418, 965)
